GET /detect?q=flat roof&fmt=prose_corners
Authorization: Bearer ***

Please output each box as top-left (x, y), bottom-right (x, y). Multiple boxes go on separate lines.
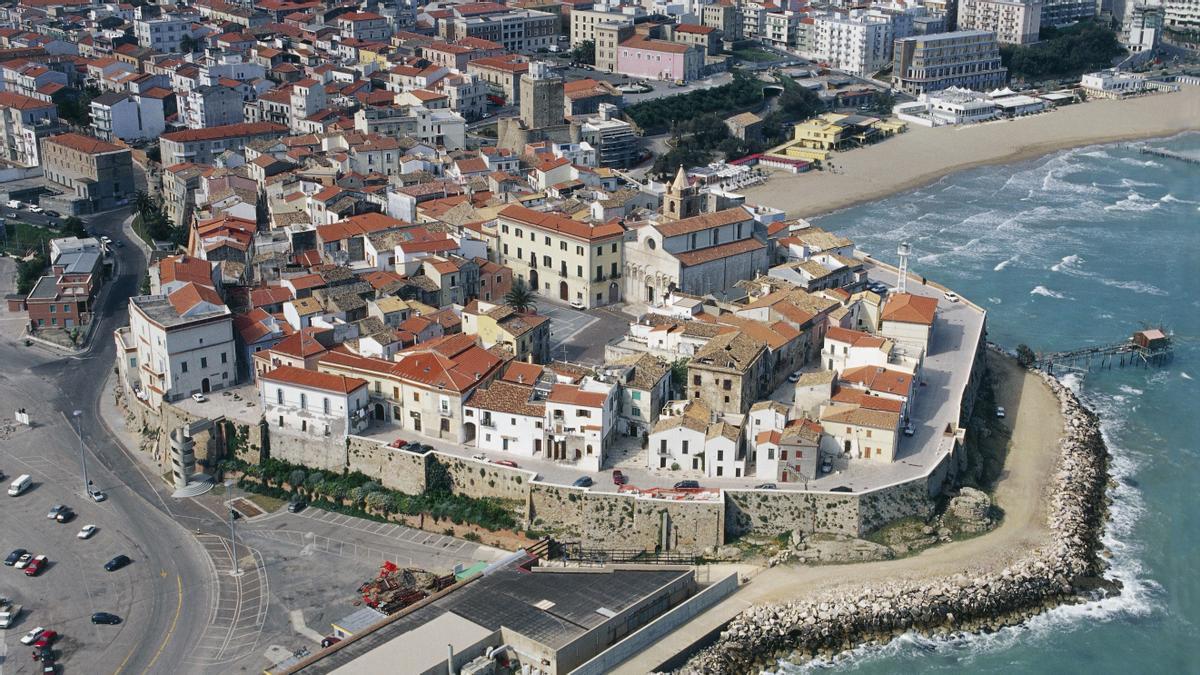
top-left (330, 612), bottom-right (492, 675)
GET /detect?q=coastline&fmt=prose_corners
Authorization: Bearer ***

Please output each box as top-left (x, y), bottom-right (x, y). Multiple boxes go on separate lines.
top-left (674, 352), bottom-right (1114, 673)
top-left (742, 86), bottom-right (1200, 219)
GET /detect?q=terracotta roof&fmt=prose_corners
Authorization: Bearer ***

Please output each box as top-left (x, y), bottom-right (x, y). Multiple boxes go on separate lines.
top-left (621, 35), bottom-right (691, 54)
top-left (390, 333), bottom-right (502, 393)
top-left (161, 122), bottom-right (287, 144)
top-left (233, 308), bottom-right (278, 344)
top-left (0, 91), bottom-right (51, 110)
top-left (466, 380), bottom-right (544, 416)
top-left (250, 285), bottom-right (294, 307)
top-left (881, 292), bottom-right (937, 326)
top-left (262, 364), bottom-right (366, 394)
top-left (45, 132), bottom-right (124, 155)
top-left (675, 237), bottom-right (764, 267)
top-left (839, 366), bottom-right (912, 398)
top-left (547, 383), bottom-right (607, 407)
top-left (821, 405), bottom-right (899, 430)
top-left (655, 207), bottom-right (750, 237)
top-left (674, 23), bottom-right (716, 34)
top-left (272, 328), bottom-right (330, 358)
top-left (498, 204), bottom-right (623, 242)
top-left (167, 282), bottom-right (225, 315)
top-left (500, 361), bottom-right (543, 385)
top-left (825, 326), bottom-right (886, 348)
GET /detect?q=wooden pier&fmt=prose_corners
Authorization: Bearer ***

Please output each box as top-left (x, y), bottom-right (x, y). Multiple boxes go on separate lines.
top-left (1139, 146), bottom-right (1200, 166)
top-left (1036, 328), bottom-right (1173, 376)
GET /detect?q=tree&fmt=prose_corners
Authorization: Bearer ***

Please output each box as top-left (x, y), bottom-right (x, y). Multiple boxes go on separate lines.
top-left (569, 39), bottom-right (595, 66)
top-left (178, 34), bottom-right (199, 54)
top-left (669, 358), bottom-right (690, 397)
top-left (1015, 344), bottom-right (1037, 369)
top-left (16, 252), bottom-right (47, 295)
top-left (778, 77), bottom-right (822, 121)
top-left (504, 280), bottom-right (537, 313)
top-left (61, 216), bottom-right (86, 238)
top-left (133, 190), bottom-right (155, 216)
top-left (871, 90), bottom-right (896, 115)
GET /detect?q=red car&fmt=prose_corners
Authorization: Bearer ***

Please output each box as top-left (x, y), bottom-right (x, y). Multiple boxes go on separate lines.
top-left (24, 555), bottom-right (47, 576)
top-left (491, 459), bottom-right (518, 468)
top-left (33, 630), bottom-right (57, 648)
top-left (612, 470), bottom-right (627, 485)
top-left (388, 439), bottom-right (408, 449)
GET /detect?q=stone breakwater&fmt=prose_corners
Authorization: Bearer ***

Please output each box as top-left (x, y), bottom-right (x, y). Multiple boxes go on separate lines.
top-left (679, 371), bottom-right (1112, 673)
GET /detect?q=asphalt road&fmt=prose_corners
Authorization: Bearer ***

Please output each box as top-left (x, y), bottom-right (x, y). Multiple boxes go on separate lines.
top-left (0, 207), bottom-right (220, 675)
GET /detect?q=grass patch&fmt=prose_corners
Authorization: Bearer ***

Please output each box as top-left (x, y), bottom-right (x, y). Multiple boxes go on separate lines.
top-left (4, 221), bottom-right (57, 254)
top-left (244, 493), bottom-right (286, 513)
top-left (732, 49), bottom-right (777, 63)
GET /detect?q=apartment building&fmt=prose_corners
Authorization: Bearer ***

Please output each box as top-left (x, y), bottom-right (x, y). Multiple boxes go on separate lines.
top-left (444, 7), bottom-right (560, 53)
top-left (89, 91), bottom-right (166, 142)
top-left (570, 8), bottom-right (634, 47)
top-left (159, 122), bottom-right (289, 166)
top-left (702, 3), bottom-right (743, 41)
top-left (467, 55), bottom-right (529, 104)
top-left (578, 105), bottom-right (638, 168)
top-left (892, 30), bottom-right (1008, 95)
top-left (495, 204), bottom-right (625, 308)
top-left (120, 283), bottom-right (236, 409)
top-left (181, 84), bottom-right (245, 130)
top-left (809, 11), bottom-right (894, 77)
top-left (687, 331), bottom-right (769, 416)
top-left (260, 366), bottom-right (370, 439)
top-left (461, 300), bottom-right (551, 364)
top-left (957, 0), bottom-right (1042, 44)
top-left (0, 91), bottom-right (60, 167)
top-left (337, 11), bottom-right (393, 41)
top-left (134, 12), bottom-right (192, 52)
top-left (616, 36), bottom-right (703, 83)
top-left (41, 133), bottom-right (135, 213)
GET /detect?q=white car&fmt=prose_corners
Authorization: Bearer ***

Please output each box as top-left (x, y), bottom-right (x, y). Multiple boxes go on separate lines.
top-left (787, 371), bottom-right (802, 383)
top-left (569, 299), bottom-right (585, 310)
top-left (14, 553), bottom-right (32, 569)
top-left (20, 626), bottom-right (45, 645)
top-left (471, 453), bottom-right (487, 461)
top-left (192, 393), bottom-right (207, 402)
top-left (90, 490), bottom-right (107, 503)
top-left (903, 424), bottom-right (915, 436)
top-left (943, 291), bottom-right (960, 302)
top-left (5, 200), bottom-right (19, 209)
top-left (27, 205), bottom-right (42, 213)
top-left (996, 406), bottom-right (1006, 419)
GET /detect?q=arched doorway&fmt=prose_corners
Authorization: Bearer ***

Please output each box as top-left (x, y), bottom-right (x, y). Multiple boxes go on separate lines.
top-left (529, 269), bottom-right (539, 291)
top-left (463, 422), bottom-right (476, 444)
top-left (201, 378), bottom-right (210, 393)
top-left (374, 403), bottom-right (385, 420)
top-left (559, 281), bottom-right (568, 300)
top-left (608, 282), bottom-right (618, 303)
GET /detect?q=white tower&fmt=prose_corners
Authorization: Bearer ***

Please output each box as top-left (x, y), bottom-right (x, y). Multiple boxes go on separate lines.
top-left (896, 242), bottom-right (911, 294)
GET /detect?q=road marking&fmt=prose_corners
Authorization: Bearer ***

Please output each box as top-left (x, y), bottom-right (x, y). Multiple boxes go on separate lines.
top-left (138, 574), bottom-right (183, 675)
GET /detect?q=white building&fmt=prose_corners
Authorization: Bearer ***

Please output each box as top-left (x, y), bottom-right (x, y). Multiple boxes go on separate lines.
top-left (134, 12), bottom-right (192, 52)
top-left (122, 282), bottom-right (236, 408)
top-left (648, 399), bottom-right (747, 478)
top-left (879, 292), bottom-right (937, 356)
top-left (260, 365), bottom-right (370, 439)
top-left (957, 0), bottom-right (1042, 45)
top-left (0, 91), bottom-right (59, 167)
top-left (463, 380), bottom-right (548, 456)
top-left (809, 11), bottom-right (893, 77)
top-left (545, 378), bottom-right (617, 471)
top-left (1080, 70), bottom-right (1147, 98)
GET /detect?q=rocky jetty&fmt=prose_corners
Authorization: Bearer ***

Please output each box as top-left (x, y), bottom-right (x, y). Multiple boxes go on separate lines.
top-left (679, 372), bottom-right (1112, 673)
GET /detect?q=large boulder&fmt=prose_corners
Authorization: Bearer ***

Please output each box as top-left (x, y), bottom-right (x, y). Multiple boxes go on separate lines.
top-left (949, 487), bottom-right (992, 529)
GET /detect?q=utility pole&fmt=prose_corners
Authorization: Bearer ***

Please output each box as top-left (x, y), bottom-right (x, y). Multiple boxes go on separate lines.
top-left (73, 410), bottom-right (90, 498)
top-left (225, 479), bottom-right (243, 577)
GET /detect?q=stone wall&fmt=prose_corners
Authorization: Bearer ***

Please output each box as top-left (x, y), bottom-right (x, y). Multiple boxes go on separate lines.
top-left (265, 426), bottom-right (348, 472)
top-left (431, 452), bottom-right (534, 503)
top-left (346, 435), bottom-right (427, 494)
top-left (856, 476), bottom-right (938, 535)
top-left (724, 490), bottom-right (860, 539)
top-left (528, 482), bottom-right (586, 539)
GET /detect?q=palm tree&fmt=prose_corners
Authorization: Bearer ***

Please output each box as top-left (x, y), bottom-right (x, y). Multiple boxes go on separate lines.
top-left (133, 190), bottom-right (154, 216)
top-left (504, 281), bottom-right (537, 313)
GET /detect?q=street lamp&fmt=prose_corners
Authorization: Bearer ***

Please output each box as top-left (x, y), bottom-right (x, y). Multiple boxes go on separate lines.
top-left (225, 479), bottom-right (243, 577)
top-left (73, 410), bottom-right (91, 498)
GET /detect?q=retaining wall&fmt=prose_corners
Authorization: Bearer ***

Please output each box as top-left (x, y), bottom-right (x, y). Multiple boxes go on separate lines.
top-left (346, 435), bottom-right (427, 494)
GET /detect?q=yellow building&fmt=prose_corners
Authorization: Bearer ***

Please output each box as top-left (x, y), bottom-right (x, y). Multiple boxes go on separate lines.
top-left (461, 300), bottom-right (551, 363)
top-left (495, 204), bottom-right (625, 308)
top-left (765, 113), bottom-right (907, 164)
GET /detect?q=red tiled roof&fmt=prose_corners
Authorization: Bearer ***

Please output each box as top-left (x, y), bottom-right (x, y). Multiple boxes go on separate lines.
top-left (498, 204), bottom-right (623, 242)
top-left (45, 132), bottom-right (124, 155)
top-left (158, 255), bottom-right (213, 288)
top-left (547, 383), bottom-right (606, 407)
top-left (161, 122), bottom-right (287, 144)
top-left (262, 364), bottom-right (366, 394)
top-left (881, 293), bottom-right (937, 326)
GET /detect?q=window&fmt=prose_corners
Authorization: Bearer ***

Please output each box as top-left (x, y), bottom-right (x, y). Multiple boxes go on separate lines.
top-left (63, 304), bottom-right (70, 312)
top-left (49, 305), bottom-right (55, 313)
top-left (200, 357), bottom-right (208, 368)
top-left (323, 398), bottom-right (330, 414)
top-left (866, 430), bottom-right (872, 438)
top-left (611, 243), bottom-right (617, 253)
top-left (503, 244), bottom-right (509, 254)
top-left (560, 241), bottom-right (567, 251)
top-left (723, 379), bottom-right (732, 391)
top-left (692, 375), bottom-right (700, 385)
top-left (516, 228), bottom-right (523, 237)
top-left (682, 440), bottom-right (689, 454)
top-left (576, 245), bottom-right (583, 255)
top-left (181, 361), bottom-right (188, 373)
top-left (724, 395), bottom-right (730, 403)
top-left (768, 448), bottom-right (775, 460)
top-left (544, 235), bottom-right (550, 245)
top-left (413, 392), bottom-right (420, 402)
top-left (220, 352), bottom-right (227, 364)
top-left (660, 439), bottom-right (667, 452)
top-left (299, 393), bottom-right (307, 410)
top-left (631, 391), bottom-right (641, 400)
top-left (576, 265), bottom-right (582, 277)
top-left (277, 389), bottom-right (284, 404)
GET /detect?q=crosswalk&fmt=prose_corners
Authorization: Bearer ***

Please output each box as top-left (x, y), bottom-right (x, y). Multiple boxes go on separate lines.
top-left (184, 534), bottom-right (268, 667)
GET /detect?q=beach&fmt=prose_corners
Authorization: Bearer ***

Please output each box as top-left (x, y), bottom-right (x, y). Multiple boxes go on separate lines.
top-left (742, 85), bottom-right (1200, 218)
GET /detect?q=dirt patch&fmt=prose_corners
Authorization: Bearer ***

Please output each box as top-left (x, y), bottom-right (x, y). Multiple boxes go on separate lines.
top-left (231, 497), bottom-right (265, 518)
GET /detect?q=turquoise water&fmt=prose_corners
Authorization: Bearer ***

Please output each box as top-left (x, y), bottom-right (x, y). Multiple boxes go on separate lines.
top-left (782, 133), bottom-right (1200, 673)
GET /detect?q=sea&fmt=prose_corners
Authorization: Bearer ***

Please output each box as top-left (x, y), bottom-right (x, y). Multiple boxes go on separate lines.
top-left (777, 132), bottom-right (1200, 673)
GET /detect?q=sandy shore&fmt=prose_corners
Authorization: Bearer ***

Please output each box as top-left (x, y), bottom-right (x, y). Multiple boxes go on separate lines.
top-left (743, 86), bottom-right (1200, 218)
top-left (617, 354), bottom-right (1065, 673)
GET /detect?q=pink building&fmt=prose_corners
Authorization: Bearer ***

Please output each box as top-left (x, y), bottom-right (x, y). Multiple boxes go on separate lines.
top-left (615, 36), bottom-right (702, 82)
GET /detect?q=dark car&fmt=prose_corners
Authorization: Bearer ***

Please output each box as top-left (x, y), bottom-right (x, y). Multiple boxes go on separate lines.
top-left (754, 483), bottom-right (778, 490)
top-left (673, 480), bottom-right (701, 490)
top-left (287, 500), bottom-right (306, 513)
top-left (104, 554), bottom-right (131, 572)
top-left (54, 508), bottom-right (74, 523)
top-left (320, 636), bottom-right (342, 648)
top-left (4, 548), bottom-right (27, 566)
top-left (33, 645), bottom-right (54, 661)
top-left (91, 612), bottom-right (121, 625)
top-left (611, 470), bottom-right (627, 485)
top-left (571, 476), bottom-right (593, 488)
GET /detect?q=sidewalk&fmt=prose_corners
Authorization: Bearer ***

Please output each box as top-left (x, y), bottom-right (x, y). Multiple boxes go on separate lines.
top-left (97, 371), bottom-right (165, 478)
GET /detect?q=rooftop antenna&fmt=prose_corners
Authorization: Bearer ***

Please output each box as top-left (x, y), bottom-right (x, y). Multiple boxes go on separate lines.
top-left (896, 242), bottom-right (911, 294)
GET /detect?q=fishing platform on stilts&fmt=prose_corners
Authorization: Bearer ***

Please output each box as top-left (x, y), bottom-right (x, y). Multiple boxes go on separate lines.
top-left (1035, 328), bottom-right (1174, 376)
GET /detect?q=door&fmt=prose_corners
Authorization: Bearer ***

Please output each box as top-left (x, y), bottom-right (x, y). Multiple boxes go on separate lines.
top-left (534, 439), bottom-right (542, 455)
top-left (201, 378), bottom-right (210, 393)
top-left (646, 285), bottom-right (654, 303)
top-left (529, 269), bottom-right (539, 290)
top-left (608, 282), bottom-right (618, 303)
top-left (374, 403), bottom-right (385, 420)
top-left (559, 281), bottom-right (568, 300)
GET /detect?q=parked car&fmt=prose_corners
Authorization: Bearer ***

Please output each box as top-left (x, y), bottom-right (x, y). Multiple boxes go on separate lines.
top-left (27, 205), bottom-right (42, 213)
top-left (388, 438), bottom-right (408, 449)
top-left (996, 406), bottom-right (1006, 418)
top-left (943, 291), bottom-right (959, 302)
top-left (754, 483), bottom-right (778, 490)
top-left (90, 490), bottom-right (107, 503)
top-left (471, 452), bottom-right (487, 461)
top-left (787, 371), bottom-right (802, 383)
top-left (673, 480), bottom-right (701, 490)
top-left (569, 299), bottom-right (585, 310)
top-left (43, 210), bottom-right (59, 218)
top-left (571, 476), bottom-right (593, 488)
top-left (77, 524), bottom-right (97, 539)
top-left (5, 200), bottom-right (20, 209)
top-left (20, 626), bottom-right (46, 645)
top-left (14, 553), bottom-right (33, 569)
top-left (286, 500), bottom-right (306, 514)
top-left (821, 460), bottom-right (833, 474)
top-left (46, 505), bottom-right (65, 519)
top-left (320, 636), bottom-right (341, 648)
top-left (5, 548), bottom-right (27, 566)
top-left (113, 240), bottom-right (124, 247)
top-left (54, 508), bottom-right (74, 523)
top-left (611, 470), bottom-right (627, 485)
top-left (33, 644), bottom-right (53, 661)
top-left (903, 424), bottom-right (915, 437)
top-left (191, 393), bottom-right (207, 403)
top-left (491, 459), bottom-right (518, 468)
top-left (24, 555), bottom-right (47, 576)
top-left (104, 554), bottom-right (131, 572)
top-left (91, 612), bottom-right (121, 625)
top-left (32, 630), bottom-right (57, 647)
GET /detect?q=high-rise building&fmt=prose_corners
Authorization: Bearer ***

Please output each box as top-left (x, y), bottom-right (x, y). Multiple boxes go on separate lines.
top-left (957, 0), bottom-right (1042, 44)
top-left (892, 30), bottom-right (1008, 95)
top-left (1163, 0), bottom-right (1200, 32)
top-left (809, 11), bottom-right (894, 77)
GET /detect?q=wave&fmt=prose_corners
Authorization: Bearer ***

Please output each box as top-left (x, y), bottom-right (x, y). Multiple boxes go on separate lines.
top-left (1051, 254), bottom-right (1082, 273)
top-left (1030, 286), bottom-right (1068, 299)
top-left (1183, 372), bottom-right (1194, 381)
top-left (1095, 278), bottom-right (1169, 297)
top-left (993, 257), bottom-right (1016, 272)
top-left (1161, 193), bottom-right (1200, 205)
top-left (1119, 157), bottom-right (1164, 169)
top-left (1105, 191), bottom-right (1161, 213)
top-left (1118, 385), bottom-right (1144, 396)
top-left (988, 297), bottom-right (1003, 304)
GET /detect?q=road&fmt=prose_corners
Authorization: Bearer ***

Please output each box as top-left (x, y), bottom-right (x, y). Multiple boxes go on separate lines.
top-left (0, 206), bottom-right (218, 675)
